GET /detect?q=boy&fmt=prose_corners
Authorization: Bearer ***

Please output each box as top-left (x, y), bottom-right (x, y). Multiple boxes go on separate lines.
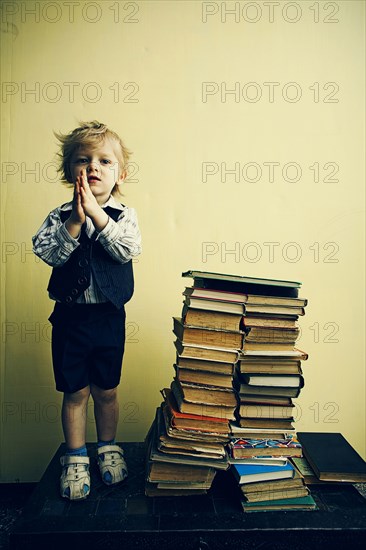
top-left (32, 121), bottom-right (141, 500)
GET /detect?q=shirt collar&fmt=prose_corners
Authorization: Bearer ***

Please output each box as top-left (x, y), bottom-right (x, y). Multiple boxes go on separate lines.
top-left (60, 195), bottom-right (125, 212)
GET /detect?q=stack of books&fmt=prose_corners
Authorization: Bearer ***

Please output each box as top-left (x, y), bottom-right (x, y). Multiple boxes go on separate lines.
top-left (176, 270), bottom-right (316, 511)
top-left (146, 271), bottom-right (247, 497)
top-left (145, 401), bottom-right (230, 496)
top-left (145, 270), bottom-right (318, 510)
top-left (231, 460), bottom-right (316, 511)
top-left (228, 435), bottom-right (316, 511)
top-left (235, 284), bottom-right (308, 434)
top-left (200, 270), bottom-right (316, 511)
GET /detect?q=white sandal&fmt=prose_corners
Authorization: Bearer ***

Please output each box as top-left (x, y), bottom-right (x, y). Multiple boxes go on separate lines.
top-left (97, 445), bottom-right (128, 485)
top-left (60, 455), bottom-right (90, 500)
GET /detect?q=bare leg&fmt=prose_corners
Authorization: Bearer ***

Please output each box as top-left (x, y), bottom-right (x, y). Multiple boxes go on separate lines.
top-left (90, 384), bottom-right (119, 442)
top-left (61, 386), bottom-right (90, 450)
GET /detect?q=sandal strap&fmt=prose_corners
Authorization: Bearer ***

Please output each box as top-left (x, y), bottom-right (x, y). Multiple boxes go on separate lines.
top-left (97, 444), bottom-right (124, 456)
top-left (60, 455), bottom-right (90, 466)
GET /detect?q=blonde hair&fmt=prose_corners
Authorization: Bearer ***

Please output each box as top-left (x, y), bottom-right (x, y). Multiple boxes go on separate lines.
top-left (54, 120), bottom-right (132, 196)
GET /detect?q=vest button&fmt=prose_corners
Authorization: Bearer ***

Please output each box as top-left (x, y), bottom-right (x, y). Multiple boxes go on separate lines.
top-left (65, 296), bottom-right (73, 303)
top-left (78, 276), bottom-right (87, 285)
top-left (71, 289), bottom-right (79, 296)
top-left (78, 258), bottom-right (89, 267)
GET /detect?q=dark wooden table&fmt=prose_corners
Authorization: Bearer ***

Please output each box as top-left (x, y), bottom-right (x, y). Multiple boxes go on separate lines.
top-left (10, 442), bottom-right (366, 549)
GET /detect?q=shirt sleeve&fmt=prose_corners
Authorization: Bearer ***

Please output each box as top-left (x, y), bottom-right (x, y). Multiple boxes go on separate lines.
top-left (32, 208), bottom-right (80, 267)
top-left (95, 206), bottom-right (142, 263)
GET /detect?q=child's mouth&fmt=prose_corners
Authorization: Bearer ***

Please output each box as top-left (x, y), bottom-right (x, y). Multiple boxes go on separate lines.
top-left (88, 177), bottom-right (101, 184)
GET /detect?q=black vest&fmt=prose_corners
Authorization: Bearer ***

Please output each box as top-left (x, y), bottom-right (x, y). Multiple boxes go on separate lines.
top-left (47, 206), bottom-right (134, 309)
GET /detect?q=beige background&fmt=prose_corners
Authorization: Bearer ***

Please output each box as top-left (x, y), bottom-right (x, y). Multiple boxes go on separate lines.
top-left (0, 0), bottom-right (364, 481)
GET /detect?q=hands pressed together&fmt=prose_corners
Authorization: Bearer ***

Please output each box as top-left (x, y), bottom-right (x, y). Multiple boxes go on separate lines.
top-left (65, 169), bottom-right (109, 238)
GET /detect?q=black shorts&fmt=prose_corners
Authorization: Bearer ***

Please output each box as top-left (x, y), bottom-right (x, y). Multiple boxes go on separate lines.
top-left (49, 301), bottom-right (126, 393)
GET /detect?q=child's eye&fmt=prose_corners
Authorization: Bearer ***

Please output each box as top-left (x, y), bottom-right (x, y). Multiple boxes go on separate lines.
top-left (101, 159), bottom-right (111, 164)
top-left (75, 158), bottom-right (87, 164)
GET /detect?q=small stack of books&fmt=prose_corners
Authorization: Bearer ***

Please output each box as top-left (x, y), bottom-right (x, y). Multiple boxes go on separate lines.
top-left (228, 435), bottom-right (316, 511)
top-left (145, 400), bottom-right (230, 496)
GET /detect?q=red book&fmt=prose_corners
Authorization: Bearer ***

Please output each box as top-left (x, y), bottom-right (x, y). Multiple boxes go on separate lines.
top-left (163, 388), bottom-right (229, 434)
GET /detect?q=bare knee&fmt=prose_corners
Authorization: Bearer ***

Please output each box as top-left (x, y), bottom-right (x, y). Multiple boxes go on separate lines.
top-left (63, 386), bottom-right (90, 406)
top-left (90, 385), bottom-right (118, 406)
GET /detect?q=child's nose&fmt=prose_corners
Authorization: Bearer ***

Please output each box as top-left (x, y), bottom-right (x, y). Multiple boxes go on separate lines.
top-left (87, 161), bottom-right (100, 172)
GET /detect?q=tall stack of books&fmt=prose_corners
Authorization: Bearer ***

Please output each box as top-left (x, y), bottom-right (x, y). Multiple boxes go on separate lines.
top-left (200, 270), bottom-right (315, 511)
top-left (145, 271), bottom-right (244, 496)
top-left (145, 270), bottom-right (317, 508)
top-left (178, 270), bottom-right (315, 511)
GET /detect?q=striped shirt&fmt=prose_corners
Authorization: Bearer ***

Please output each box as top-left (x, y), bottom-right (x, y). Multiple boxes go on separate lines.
top-left (32, 195), bottom-right (141, 304)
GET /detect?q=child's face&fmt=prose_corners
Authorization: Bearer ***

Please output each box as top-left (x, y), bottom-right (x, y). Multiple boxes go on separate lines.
top-left (70, 138), bottom-right (124, 203)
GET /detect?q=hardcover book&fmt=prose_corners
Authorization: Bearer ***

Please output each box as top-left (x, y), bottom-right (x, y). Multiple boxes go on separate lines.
top-left (241, 494), bottom-right (317, 512)
top-left (240, 468), bottom-right (304, 494)
top-left (229, 436), bottom-right (302, 459)
top-left (184, 287), bottom-right (307, 307)
top-left (148, 461), bottom-right (216, 484)
top-left (174, 339), bottom-right (240, 363)
top-left (228, 456), bottom-right (288, 467)
top-left (240, 360), bottom-right (302, 375)
top-left (239, 395), bottom-right (293, 406)
top-left (297, 432), bottom-right (366, 482)
top-left (171, 379), bottom-right (236, 420)
top-left (229, 422), bottom-right (296, 438)
top-left (176, 356), bottom-right (236, 376)
top-left (175, 365), bottom-right (233, 389)
top-left (183, 306), bottom-right (242, 331)
top-left (244, 327), bottom-right (300, 342)
top-left (240, 348), bottom-right (308, 360)
top-left (239, 384), bottom-right (302, 398)
top-left (242, 373), bottom-right (304, 388)
top-left (290, 457), bottom-right (328, 485)
top-left (242, 316), bottom-right (298, 329)
top-left (238, 403), bottom-right (295, 420)
top-left (163, 388), bottom-right (229, 434)
top-left (173, 379), bottom-right (237, 408)
top-left (237, 417), bottom-right (295, 430)
top-left (173, 317), bottom-right (244, 350)
top-left (184, 296), bottom-right (245, 316)
top-left (183, 296), bottom-right (305, 317)
top-left (231, 461), bottom-right (295, 484)
top-left (242, 486), bottom-right (309, 503)
top-left (182, 270), bottom-right (301, 298)
top-left (242, 342), bottom-right (297, 352)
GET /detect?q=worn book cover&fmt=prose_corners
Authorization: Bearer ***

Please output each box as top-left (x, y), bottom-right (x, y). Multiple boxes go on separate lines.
top-left (173, 317), bottom-right (244, 350)
top-left (297, 432), bottom-right (366, 482)
top-left (241, 494), bottom-right (317, 512)
top-left (182, 270), bottom-right (301, 298)
top-left (184, 287), bottom-right (307, 307)
top-left (150, 407), bottom-right (230, 470)
top-left (229, 436), bottom-right (302, 459)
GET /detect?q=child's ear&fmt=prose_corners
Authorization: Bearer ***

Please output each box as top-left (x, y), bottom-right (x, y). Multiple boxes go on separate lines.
top-left (119, 168), bottom-right (127, 182)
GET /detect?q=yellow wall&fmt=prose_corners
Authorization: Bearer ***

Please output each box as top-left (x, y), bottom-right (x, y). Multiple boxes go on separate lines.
top-left (0, 0), bottom-right (364, 481)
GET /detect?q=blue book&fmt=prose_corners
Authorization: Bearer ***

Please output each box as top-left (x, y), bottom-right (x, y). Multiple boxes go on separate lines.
top-left (231, 461), bottom-right (295, 484)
